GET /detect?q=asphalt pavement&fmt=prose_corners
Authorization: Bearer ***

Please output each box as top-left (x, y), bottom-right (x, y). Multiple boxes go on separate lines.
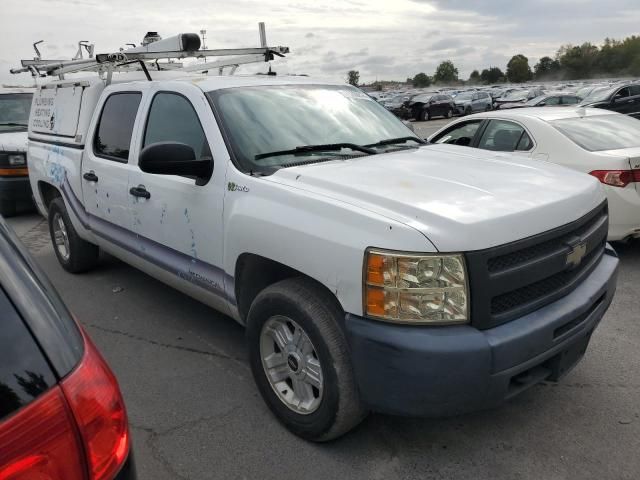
top-left (7, 161), bottom-right (640, 479)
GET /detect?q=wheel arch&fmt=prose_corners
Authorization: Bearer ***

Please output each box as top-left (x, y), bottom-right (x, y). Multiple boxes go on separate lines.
top-left (38, 181), bottom-right (62, 216)
top-left (234, 253), bottom-right (344, 324)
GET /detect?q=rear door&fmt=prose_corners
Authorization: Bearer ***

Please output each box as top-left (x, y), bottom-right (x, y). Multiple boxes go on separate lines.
top-left (81, 90), bottom-right (144, 232)
top-left (475, 119), bottom-right (535, 157)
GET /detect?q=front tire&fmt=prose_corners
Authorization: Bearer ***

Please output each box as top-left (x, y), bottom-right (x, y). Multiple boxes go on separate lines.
top-left (247, 277), bottom-right (366, 441)
top-left (445, 108), bottom-right (453, 119)
top-left (421, 108), bottom-right (431, 121)
top-left (48, 197), bottom-right (99, 273)
top-left (465, 106), bottom-right (472, 116)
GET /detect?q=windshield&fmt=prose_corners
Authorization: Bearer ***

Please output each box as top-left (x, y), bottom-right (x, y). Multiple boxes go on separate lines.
top-left (0, 94), bottom-right (32, 132)
top-left (581, 86), bottom-right (615, 103)
top-left (209, 85), bottom-right (418, 171)
top-left (455, 93), bottom-right (473, 102)
top-left (502, 90), bottom-right (528, 101)
top-left (551, 114), bottom-right (640, 152)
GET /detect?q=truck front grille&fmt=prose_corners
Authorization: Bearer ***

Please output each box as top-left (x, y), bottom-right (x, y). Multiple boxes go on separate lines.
top-left (465, 202), bottom-right (609, 329)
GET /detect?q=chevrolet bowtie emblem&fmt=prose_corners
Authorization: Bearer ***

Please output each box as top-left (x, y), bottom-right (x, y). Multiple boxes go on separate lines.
top-left (566, 241), bottom-right (587, 269)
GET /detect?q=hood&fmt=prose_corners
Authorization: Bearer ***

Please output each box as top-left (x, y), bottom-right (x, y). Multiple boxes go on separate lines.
top-left (455, 99), bottom-right (472, 106)
top-left (0, 131), bottom-right (28, 152)
top-left (496, 102), bottom-right (526, 110)
top-left (265, 145), bottom-right (604, 252)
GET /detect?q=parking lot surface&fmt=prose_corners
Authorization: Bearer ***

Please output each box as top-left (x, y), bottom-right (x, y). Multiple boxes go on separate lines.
top-left (7, 197), bottom-right (640, 479)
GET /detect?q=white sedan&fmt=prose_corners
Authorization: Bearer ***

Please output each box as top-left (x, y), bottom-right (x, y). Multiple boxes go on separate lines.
top-left (428, 107), bottom-right (640, 241)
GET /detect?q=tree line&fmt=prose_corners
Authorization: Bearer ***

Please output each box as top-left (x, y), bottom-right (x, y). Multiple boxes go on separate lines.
top-left (350, 34), bottom-right (640, 88)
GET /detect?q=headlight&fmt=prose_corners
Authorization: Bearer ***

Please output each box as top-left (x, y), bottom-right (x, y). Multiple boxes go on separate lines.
top-left (8, 153), bottom-right (26, 166)
top-left (364, 249), bottom-right (469, 325)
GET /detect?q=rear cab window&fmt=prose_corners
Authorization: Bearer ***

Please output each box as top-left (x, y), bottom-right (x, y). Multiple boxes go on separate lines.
top-left (93, 92), bottom-right (142, 162)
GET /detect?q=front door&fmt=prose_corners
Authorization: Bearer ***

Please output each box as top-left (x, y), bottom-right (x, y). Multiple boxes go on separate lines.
top-left (127, 85), bottom-right (228, 309)
top-left (81, 91), bottom-right (143, 232)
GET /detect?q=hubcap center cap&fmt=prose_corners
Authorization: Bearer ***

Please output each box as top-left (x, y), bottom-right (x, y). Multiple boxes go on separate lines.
top-left (287, 353), bottom-right (301, 373)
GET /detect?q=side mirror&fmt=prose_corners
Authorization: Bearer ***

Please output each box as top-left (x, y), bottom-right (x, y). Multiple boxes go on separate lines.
top-left (538, 101), bottom-right (546, 106)
top-left (139, 142), bottom-right (213, 185)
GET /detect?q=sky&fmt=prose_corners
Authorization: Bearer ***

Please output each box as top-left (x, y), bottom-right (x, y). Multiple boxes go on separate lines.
top-left (1, 0), bottom-right (639, 85)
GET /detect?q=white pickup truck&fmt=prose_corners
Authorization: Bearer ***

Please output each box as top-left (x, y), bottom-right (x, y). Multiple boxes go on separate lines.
top-left (27, 72), bottom-right (619, 440)
top-left (0, 88), bottom-right (34, 216)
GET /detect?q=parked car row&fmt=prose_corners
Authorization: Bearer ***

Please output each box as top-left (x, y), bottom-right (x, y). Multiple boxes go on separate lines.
top-left (374, 79), bottom-right (640, 120)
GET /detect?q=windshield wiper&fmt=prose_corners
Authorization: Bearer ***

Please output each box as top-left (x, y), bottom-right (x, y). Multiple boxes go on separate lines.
top-left (255, 143), bottom-right (376, 161)
top-left (0, 122), bottom-right (28, 127)
top-left (365, 136), bottom-right (426, 148)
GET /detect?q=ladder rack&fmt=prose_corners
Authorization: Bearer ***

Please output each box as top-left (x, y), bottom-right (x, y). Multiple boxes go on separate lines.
top-left (10, 23), bottom-right (289, 81)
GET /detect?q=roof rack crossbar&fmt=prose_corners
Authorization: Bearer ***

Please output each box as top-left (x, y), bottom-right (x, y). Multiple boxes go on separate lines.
top-left (10, 23), bottom-right (289, 79)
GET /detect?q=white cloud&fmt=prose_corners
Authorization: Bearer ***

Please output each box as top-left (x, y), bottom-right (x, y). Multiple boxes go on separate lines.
top-left (2, 0), bottom-right (639, 86)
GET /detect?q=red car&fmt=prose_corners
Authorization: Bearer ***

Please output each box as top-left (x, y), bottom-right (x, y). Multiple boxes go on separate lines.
top-left (0, 217), bottom-right (135, 480)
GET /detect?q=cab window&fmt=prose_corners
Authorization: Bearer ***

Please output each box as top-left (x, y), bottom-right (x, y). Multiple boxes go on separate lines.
top-left (477, 120), bottom-right (533, 152)
top-left (544, 96), bottom-right (561, 105)
top-left (432, 120), bottom-right (482, 147)
top-left (94, 93), bottom-right (142, 162)
top-left (143, 93), bottom-right (211, 160)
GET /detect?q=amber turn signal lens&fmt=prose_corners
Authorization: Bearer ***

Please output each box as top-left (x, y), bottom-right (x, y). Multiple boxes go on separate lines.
top-left (366, 253), bottom-right (385, 285)
top-left (0, 167), bottom-right (28, 177)
top-left (365, 287), bottom-right (386, 317)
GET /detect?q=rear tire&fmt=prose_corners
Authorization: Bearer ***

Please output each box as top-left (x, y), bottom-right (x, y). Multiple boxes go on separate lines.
top-left (48, 197), bottom-right (99, 273)
top-left (0, 200), bottom-right (16, 218)
top-left (247, 277), bottom-right (366, 441)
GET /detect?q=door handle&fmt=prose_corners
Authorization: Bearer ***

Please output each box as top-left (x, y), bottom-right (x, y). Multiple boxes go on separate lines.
top-left (129, 186), bottom-right (151, 199)
top-left (83, 172), bottom-right (98, 182)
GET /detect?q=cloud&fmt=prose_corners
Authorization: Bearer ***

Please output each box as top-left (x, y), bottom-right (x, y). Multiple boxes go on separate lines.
top-left (430, 38), bottom-right (462, 51)
top-left (1, 0), bottom-right (639, 85)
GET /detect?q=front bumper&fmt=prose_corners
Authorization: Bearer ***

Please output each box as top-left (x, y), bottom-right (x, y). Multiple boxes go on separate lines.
top-left (0, 175), bottom-right (33, 202)
top-left (344, 246), bottom-right (619, 417)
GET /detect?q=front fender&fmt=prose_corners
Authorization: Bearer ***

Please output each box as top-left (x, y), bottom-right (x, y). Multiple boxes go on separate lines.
top-left (223, 174), bottom-right (435, 316)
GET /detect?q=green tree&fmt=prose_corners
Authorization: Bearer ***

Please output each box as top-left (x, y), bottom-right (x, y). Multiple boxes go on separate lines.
top-left (480, 67), bottom-right (504, 84)
top-left (347, 70), bottom-right (360, 86)
top-left (468, 70), bottom-right (481, 83)
top-left (533, 56), bottom-right (561, 79)
top-left (506, 54), bottom-right (533, 83)
top-left (433, 60), bottom-right (459, 84)
top-left (412, 72), bottom-right (431, 88)
top-left (557, 43), bottom-right (599, 79)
